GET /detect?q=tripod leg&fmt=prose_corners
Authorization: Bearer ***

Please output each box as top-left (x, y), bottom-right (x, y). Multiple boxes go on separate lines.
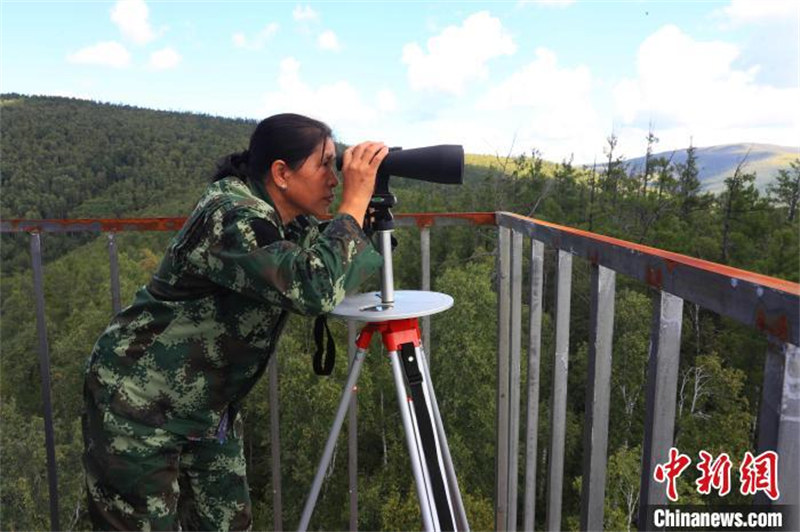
top-left (298, 346), bottom-right (368, 532)
top-left (396, 343), bottom-right (458, 531)
top-left (389, 348), bottom-right (439, 531)
top-left (416, 345), bottom-right (471, 531)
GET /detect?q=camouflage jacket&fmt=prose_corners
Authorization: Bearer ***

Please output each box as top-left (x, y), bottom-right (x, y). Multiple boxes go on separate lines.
top-left (84, 176), bottom-right (382, 439)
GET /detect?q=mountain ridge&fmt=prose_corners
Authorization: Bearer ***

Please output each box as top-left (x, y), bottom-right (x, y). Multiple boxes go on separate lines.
top-left (582, 142), bottom-right (798, 192)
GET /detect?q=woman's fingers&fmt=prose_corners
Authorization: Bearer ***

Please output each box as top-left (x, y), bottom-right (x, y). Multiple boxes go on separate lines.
top-left (368, 144), bottom-right (389, 167)
top-left (337, 141), bottom-right (390, 225)
top-left (345, 141), bottom-right (385, 166)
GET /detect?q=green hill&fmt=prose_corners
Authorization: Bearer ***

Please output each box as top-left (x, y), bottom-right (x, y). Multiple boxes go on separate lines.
top-left (1, 93), bottom-right (254, 220)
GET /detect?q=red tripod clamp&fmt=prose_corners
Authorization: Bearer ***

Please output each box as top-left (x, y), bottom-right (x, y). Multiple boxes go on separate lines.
top-left (355, 318), bottom-right (421, 352)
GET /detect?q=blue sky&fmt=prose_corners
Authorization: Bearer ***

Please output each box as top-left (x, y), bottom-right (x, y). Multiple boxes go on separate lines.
top-left (1, 0), bottom-right (798, 163)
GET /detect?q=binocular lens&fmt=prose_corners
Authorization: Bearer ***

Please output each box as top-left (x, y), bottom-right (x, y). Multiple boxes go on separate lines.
top-left (335, 145), bottom-right (464, 185)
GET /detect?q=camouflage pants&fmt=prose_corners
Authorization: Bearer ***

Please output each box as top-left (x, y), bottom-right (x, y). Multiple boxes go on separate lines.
top-left (82, 399), bottom-right (252, 531)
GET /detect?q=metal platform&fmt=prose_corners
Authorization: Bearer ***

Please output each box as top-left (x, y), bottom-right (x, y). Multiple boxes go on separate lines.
top-left (331, 290), bottom-right (453, 321)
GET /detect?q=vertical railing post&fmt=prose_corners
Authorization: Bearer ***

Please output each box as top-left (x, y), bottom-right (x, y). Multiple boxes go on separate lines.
top-left (523, 239), bottom-right (544, 532)
top-left (30, 232), bottom-right (60, 531)
top-left (546, 250), bottom-right (572, 532)
top-left (268, 354), bottom-right (283, 532)
top-left (420, 226), bottom-right (431, 361)
top-left (506, 230), bottom-right (523, 531)
top-left (495, 225), bottom-right (511, 531)
top-left (107, 232), bottom-right (121, 314)
top-left (348, 321), bottom-right (359, 531)
top-left (756, 339), bottom-right (799, 530)
top-left (580, 264), bottom-right (616, 531)
top-left (638, 291), bottom-right (683, 531)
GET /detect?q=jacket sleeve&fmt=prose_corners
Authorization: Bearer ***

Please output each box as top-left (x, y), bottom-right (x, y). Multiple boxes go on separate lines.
top-left (185, 206), bottom-right (383, 316)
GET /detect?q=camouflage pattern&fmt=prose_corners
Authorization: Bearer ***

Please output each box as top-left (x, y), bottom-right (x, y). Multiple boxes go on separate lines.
top-left (83, 176), bottom-right (382, 530)
top-left (83, 402), bottom-right (250, 531)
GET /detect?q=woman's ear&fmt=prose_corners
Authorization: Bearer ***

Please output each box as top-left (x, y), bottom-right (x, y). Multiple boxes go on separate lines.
top-left (270, 159), bottom-right (290, 190)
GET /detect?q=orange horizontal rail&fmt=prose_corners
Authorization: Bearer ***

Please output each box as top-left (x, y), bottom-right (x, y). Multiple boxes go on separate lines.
top-left (0, 217), bottom-right (187, 232)
top-left (395, 212), bottom-right (496, 227)
top-left (0, 212), bottom-right (497, 234)
top-left (2, 212), bottom-right (797, 298)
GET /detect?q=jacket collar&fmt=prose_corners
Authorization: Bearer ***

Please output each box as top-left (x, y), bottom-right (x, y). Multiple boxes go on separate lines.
top-left (246, 176), bottom-right (276, 209)
top-left (244, 176), bottom-right (313, 238)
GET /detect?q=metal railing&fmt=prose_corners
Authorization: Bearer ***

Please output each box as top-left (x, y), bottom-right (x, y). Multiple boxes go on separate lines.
top-left (493, 212), bottom-right (798, 531)
top-left (1, 212), bottom-right (797, 531)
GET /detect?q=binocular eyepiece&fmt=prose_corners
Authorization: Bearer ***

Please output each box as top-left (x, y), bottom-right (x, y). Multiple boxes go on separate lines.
top-left (336, 144), bottom-right (464, 185)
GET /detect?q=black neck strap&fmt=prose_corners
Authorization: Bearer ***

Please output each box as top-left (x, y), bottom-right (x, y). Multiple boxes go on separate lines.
top-left (313, 315), bottom-right (335, 376)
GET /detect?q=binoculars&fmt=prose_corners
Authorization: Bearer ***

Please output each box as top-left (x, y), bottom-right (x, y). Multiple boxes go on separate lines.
top-left (336, 145), bottom-right (464, 185)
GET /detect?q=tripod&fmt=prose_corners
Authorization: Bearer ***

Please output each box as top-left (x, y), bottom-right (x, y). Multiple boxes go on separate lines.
top-left (297, 188), bottom-right (470, 532)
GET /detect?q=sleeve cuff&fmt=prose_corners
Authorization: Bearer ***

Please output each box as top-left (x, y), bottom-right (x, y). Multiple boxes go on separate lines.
top-left (328, 212), bottom-right (370, 242)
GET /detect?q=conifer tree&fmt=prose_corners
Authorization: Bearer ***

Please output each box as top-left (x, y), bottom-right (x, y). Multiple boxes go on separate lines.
top-left (719, 158), bottom-right (758, 264)
top-left (767, 158), bottom-right (800, 222)
top-left (676, 142), bottom-right (702, 217)
top-left (603, 133), bottom-right (626, 213)
top-left (642, 126), bottom-right (658, 197)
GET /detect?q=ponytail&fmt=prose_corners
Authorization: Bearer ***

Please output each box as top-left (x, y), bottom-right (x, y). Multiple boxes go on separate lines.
top-left (212, 149), bottom-right (250, 182)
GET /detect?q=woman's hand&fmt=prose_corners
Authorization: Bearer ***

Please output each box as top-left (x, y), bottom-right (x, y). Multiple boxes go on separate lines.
top-left (337, 141), bottom-right (389, 226)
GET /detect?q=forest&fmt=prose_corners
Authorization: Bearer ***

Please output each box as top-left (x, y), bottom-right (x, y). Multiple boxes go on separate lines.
top-left (1, 94), bottom-right (798, 531)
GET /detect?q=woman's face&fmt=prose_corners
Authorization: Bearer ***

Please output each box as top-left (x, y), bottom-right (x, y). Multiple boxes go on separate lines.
top-left (279, 137), bottom-right (339, 219)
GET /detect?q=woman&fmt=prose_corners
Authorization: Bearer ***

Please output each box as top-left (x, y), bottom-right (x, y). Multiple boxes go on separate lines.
top-left (82, 113), bottom-right (388, 531)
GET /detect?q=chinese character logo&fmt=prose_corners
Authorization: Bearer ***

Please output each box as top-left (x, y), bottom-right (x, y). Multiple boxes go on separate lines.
top-left (695, 451), bottom-right (732, 496)
top-left (654, 447), bottom-right (692, 502)
top-left (739, 450), bottom-right (780, 500)
top-left (653, 448), bottom-right (780, 502)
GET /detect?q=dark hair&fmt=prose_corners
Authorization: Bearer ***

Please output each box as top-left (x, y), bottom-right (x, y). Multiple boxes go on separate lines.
top-left (213, 113), bottom-right (333, 182)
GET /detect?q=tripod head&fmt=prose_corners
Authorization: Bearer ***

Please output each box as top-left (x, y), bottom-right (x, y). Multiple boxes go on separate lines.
top-left (365, 151), bottom-right (400, 234)
top-left (354, 145), bottom-right (463, 307)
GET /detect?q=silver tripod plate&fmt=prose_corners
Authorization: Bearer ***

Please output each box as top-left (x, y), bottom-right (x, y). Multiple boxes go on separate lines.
top-left (331, 290), bottom-right (453, 321)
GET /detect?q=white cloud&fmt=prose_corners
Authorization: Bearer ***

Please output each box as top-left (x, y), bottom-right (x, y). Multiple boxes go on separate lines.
top-left (611, 24), bottom-right (799, 155)
top-left (262, 58), bottom-right (392, 136)
top-left (478, 49), bottom-right (591, 109)
top-left (318, 30), bottom-right (341, 51)
top-left (110, 0), bottom-right (156, 45)
top-left (719, 0), bottom-right (798, 25)
top-left (149, 47), bottom-right (181, 70)
top-left (481, 52), bottom-right (597, 140)
top-left (293, 5), bottom-right (319, 22)
top-left (614, 25), bottom-right (798, 127)
top-left (473, 47), bottom-right (602, 160)
top-left (376, 89), bottom-right (397, 112)
top-left (67, 41), bottom-right (131, 68)
top-left (402, 11), bottom-right (516, 95)
top-left (233, 23), bottom-right (279, 50)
